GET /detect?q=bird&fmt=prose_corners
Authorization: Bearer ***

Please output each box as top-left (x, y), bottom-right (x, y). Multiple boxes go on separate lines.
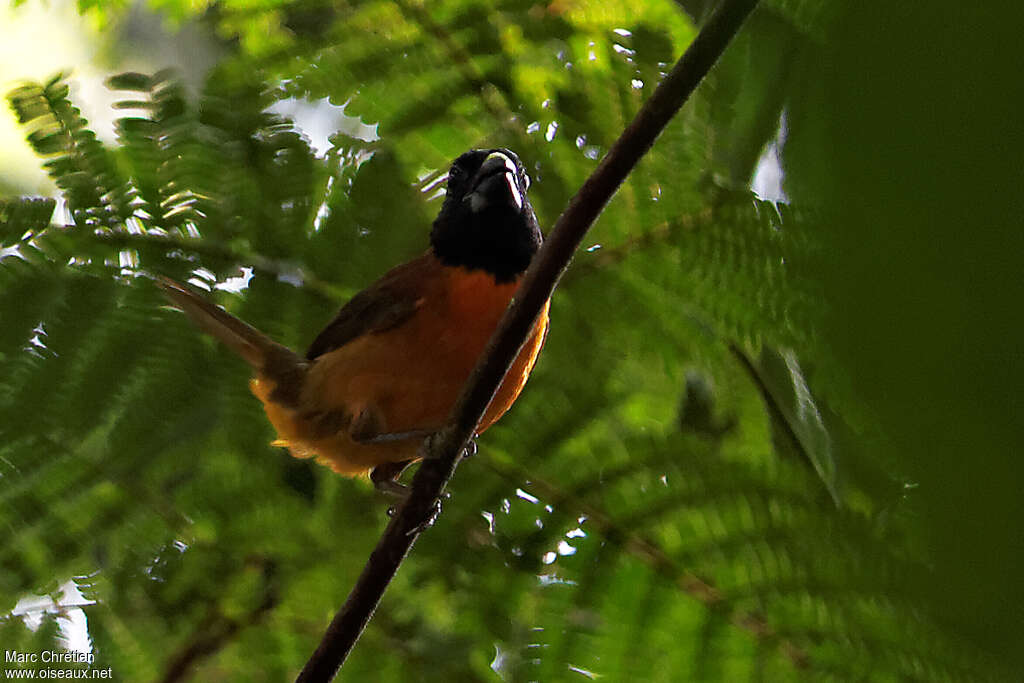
top-left (159, 148), bottom-right (549, 493)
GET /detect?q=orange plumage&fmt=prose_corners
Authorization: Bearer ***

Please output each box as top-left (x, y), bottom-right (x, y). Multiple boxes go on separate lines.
top-left (250, 255), bottom-right (548, 474)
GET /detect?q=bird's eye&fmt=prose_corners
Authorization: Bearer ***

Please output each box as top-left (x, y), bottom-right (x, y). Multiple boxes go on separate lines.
top-left (448, 165), bottom-right (463, 180)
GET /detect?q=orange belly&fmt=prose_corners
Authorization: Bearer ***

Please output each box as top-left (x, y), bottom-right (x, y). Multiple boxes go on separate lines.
top-left (250, 267), bottom-right (549, 476)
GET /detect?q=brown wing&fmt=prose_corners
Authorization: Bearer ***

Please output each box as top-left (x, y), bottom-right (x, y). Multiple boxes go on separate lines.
top-left (305, 252), bottom-right (436, 360)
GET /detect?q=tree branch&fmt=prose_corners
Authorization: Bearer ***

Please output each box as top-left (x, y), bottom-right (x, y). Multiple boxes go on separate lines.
top-left (296, 1), bottom-right (760, 679)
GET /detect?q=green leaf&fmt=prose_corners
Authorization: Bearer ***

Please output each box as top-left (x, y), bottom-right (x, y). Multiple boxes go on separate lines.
top-left (1, 3), bottom-right (1019, 679)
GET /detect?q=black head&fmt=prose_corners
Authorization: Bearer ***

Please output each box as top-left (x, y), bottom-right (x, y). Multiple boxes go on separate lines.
top-left (430, 148), bottom-right (542, 283)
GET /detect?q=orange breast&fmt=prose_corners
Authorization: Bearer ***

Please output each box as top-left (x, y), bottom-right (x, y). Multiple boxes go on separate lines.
top-left (251, 266), bottom-right (549, 476)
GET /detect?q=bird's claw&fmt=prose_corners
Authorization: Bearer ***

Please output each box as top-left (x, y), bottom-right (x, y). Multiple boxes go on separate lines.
top-left (420, 431), bottom-right (479, 460)
top-left (406, 496), bottom-right (445, 535)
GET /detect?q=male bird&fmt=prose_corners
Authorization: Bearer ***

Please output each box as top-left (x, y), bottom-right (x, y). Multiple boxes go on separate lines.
top-left (160, 149), bottom-right (549, 491)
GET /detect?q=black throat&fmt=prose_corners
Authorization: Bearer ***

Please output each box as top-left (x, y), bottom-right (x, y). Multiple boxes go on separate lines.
top-left (430, 149), bottom-right (542, 283)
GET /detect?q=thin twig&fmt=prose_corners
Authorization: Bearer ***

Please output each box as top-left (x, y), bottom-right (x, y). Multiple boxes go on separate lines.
top-left (563, 207), bottom-right (716, 283)
top-left (394, 0), bottom-right (521, 136)
top-left (90, 230), bottom-right (341, 303)
top-left (296, 1), bottom-right (760, 679)
top-left (480, 458), bottom-right (811, 670)
top-left (161, 557), bottom-right (279, 683)
top-left (27, 224), bottom-right (342, 303)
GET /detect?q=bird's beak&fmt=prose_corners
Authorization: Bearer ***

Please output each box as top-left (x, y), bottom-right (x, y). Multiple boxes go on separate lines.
top-left (467, 151), bottom-right (524, 214)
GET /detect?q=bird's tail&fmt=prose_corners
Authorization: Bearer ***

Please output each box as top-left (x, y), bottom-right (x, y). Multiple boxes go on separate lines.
top-left (157, 276), bottom-right (301, 375)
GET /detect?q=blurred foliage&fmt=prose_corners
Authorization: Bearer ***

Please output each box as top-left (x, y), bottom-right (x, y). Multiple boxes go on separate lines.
top-left (1, 0), bottom-right (1020, 681)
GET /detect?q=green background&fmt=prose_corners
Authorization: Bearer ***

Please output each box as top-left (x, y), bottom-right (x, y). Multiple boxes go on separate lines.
top-left (1, 0), bottom-right (1021, 679)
